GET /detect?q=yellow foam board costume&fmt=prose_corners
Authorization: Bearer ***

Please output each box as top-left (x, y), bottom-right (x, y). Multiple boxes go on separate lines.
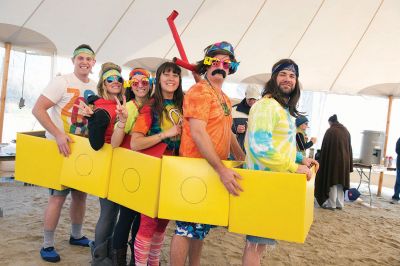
top-left (15, 131), bottom-right (315, 243)
top-left (107, 147), bottom-right (162, 218)
top-left (228, 168), bottom-right (315, 243)
top-left (59, 135), bottom-right (113, 198)
top-left (15, 131), bottom-right (64, 190)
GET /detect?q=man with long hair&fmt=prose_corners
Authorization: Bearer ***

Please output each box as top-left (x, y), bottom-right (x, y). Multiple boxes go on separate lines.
top-left (243, 59), bottom-right (318, 265)
top-left (170, 41), bottom-right (245, 266)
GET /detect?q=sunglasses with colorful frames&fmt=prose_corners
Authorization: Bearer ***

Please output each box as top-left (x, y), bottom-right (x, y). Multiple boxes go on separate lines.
top-left (105, 76), bottom-right (123, 84)
top-left (130, 77), bottom-right (150, 88)
top-left (203, 56), bottom-right (233, 70)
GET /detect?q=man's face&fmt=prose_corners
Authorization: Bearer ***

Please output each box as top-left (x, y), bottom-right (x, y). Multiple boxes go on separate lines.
top-left (72, 53), bottom-right (95, 77)
top-left (206, 54), bottom-right (230, 82)
top-left (276, 69), bottom-right (296, 96)
top-left (246, 98), bottom-right (257, 107)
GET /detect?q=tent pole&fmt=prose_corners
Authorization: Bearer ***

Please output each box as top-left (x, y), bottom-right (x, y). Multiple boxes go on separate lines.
top-left (0, 42), bottom-right (11, 143)
top-left (377, 95), bottom-right (393, 196)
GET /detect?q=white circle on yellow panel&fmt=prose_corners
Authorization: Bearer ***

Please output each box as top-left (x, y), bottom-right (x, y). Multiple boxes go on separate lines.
top-left (122, 168), bottom-right (140, 193)
top-left (75, 154), bottom-right (93, 176)
top-left (180, 177), bottom-right (207, 204)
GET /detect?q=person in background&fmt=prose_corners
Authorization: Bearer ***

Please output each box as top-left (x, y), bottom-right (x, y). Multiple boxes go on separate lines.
top-left (231, 84), bottom-right (261, 152)
top-left (242, 58), bottom-right (318, 266)
top-left (315, 114), bottom-right (353, 210)
top-left (130, 62), bottom-right (183, 266)
top-left (391, 137), bottom-right (400, 204)
top-left (32, 44), bottom-right (96, 263)
top-left (75, 62), bottom-right (125, 265)
top-left (110, 68), bottom-right (153, 266)
top-left (295, 115), bottom-right (316, 156)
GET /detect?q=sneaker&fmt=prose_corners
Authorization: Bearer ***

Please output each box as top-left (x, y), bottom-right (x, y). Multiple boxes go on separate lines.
top-left (321, 205), bottom-right (335, 211)
top-left (40, 247), bottom-right (60, 263)
top-left (390, 199), bottom-right (399, 204)
top-left (336, 206), bottom-right (343, 210)
top-left (69, 236), bottom-right (91, 247)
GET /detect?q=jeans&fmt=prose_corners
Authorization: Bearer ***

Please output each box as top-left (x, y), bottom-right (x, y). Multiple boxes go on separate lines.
top-left (392, 161), bottom-right (400, 200)
top-left (94, 198), bottom-right (119, 247)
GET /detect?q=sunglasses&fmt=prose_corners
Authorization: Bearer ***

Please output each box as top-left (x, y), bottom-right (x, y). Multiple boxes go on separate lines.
top-left (203, 56), bottom-right (232, 70)
top-left (105, 76), bottom-right (123, 84)
top-left (130, 77), bottom-right (150, 88)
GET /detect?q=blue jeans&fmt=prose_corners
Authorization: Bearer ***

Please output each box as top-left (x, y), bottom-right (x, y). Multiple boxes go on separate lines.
top-left (392, 162), bottom-right (400, 200)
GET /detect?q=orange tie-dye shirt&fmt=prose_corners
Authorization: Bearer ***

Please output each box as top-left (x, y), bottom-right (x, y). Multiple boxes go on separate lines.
top-left (180, 80), bottom-right (232, 159)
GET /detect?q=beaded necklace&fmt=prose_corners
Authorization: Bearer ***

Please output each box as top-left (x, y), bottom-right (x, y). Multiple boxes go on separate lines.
top-left (205, 78), bottom-right (231, 116)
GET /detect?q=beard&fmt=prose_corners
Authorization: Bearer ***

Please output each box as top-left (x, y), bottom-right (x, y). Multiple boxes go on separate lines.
top-left (278, 84), bottom-right (294, 97)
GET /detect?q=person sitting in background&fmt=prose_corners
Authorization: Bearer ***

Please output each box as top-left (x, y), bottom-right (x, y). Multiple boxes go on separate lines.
top-left (231, 83), bottom-right (261, 152)
top-left (295, 115), bottom-right (316, 156)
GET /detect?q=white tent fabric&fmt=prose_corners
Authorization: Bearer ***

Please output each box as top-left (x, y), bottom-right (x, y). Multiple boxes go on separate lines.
top-left (1, 0), bottom-right (400, 96)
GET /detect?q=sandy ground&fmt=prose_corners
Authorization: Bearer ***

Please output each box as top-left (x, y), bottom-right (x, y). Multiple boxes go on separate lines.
top-left (1, 162), bottom-right (399, 266)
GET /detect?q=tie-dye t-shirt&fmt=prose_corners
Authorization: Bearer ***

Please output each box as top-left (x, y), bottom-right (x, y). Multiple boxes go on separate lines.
top-left (180, 80), bottom-right (232, 159)
top-left (132, 99), bottom-right (182, 154)
top-left (42, 73), bottom-right (96, 139)
top-left (244, 97), bottom-right (303, 172)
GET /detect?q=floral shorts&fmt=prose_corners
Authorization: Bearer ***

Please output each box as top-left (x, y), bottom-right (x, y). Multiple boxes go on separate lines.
top-left (175, 221), bottom-right (215, 240)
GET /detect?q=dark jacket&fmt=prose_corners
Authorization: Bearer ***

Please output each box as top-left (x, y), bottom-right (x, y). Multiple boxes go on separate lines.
top-left (231, 98), bottom-right (251, 152)
top-left (315, 122), bottom-right (353, 206)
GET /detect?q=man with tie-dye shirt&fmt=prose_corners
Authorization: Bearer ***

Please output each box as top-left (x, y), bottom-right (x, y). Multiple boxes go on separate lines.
top-left (242, 59), bottom-right (319, 266)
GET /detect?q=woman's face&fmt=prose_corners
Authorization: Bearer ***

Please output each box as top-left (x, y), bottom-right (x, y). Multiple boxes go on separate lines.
top-left (159, 70), bottom-right (180, 99)
top-left (300, 122), bottom-right (308, 131)
top-left (130, 74), bottom-right (150, 99)
top-left (104, 75), bottom-right (123, 97)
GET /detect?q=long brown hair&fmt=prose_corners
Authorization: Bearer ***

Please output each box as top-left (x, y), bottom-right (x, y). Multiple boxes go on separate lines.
top-left (262, 59), bottom-right (301, 117)
top-left (152, 62), bottom-right (183, 122)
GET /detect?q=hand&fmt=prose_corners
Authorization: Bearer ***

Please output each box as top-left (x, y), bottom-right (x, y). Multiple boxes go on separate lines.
top-left (310, 137), bottom-right (317, 144)
top-left (217, 167), bottom-right (243, 196)
top-left (237, 124), bottom-right (246, 134)
top-left (163, 125), bottom-right (182, 138)
top-left (74, 100), bottom-right (94, 117)
top-left (115, 96), bottom-right (128, 123)
top-left (302, 157), bottom-right (319, 173)
top-left (296, 165), bottom-right (312, 181)
top-left (54, 132), bottom-right (72, 157)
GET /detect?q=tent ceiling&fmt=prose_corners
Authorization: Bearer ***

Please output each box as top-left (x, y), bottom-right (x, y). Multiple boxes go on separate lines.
top-left (1, 0), bottom-right (399, 96)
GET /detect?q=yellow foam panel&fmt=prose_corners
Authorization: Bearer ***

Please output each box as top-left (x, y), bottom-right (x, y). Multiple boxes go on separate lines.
top-left (15, 131), bottom-right (65, 190)
top-left (228, 168), bottom-right (315, 243)
top-left (158, 156), bottom-right (240, 226)
top-left (107, 148), bottom-right (162, 218)
top-left (59, 134), bottom-right (113, 198)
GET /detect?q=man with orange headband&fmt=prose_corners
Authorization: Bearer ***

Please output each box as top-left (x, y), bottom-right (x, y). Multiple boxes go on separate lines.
top-left (32, 44), bottom-right (97, 263)
top-left (170, 41), bottom-right (245, 266)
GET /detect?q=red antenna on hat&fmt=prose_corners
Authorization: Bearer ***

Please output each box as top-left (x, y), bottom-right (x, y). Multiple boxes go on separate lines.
top-left (167, 10), bottom-right (200, 81)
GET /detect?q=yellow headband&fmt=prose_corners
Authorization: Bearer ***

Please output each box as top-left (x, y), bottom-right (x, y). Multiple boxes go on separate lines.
top-left (102, 69), bottom-right (122, 80)
top-left (73, 48), bottom-right (95, 58)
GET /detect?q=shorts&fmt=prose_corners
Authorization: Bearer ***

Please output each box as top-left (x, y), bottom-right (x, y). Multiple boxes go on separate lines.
top-left (246, 235), bottom-right (276, 245)
top-left (49, 188), bottom-right (74, 196)
top-left (175, 221), bottom-right (214, 240)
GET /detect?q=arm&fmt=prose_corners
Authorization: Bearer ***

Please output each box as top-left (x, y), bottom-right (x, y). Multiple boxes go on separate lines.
top-left (189, 118), bottom-right (243, 196)
top-left (230, 132), bottom-right (245, 161)
top-left (296, 133), bottom-right (313, 150)
top-left (111, 96), bottom-right (128, 148)
top-left (32, 95), bottom-right (72, 156)
top-left (130, 126), bottom-right (180, 151)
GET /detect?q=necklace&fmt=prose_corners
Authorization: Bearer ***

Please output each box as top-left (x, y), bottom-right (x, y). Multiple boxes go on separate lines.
top-left (205, 79), bottom-right (231, 116)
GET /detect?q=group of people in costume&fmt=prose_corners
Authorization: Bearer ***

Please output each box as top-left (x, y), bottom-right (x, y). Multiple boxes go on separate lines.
top-left (34, 40), bottom-right (361, 266)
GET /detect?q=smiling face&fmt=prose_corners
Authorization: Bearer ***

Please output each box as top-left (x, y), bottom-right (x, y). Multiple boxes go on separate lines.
top-left (72, 53), bottom-right (95, 80)
top-left (130, 74), bottom-right (150, 101)
top-left (160, 69), bottom-right (180, 99)
top-left (104, 75), bottom-right (123, 99)
top-left (276, 69), bottom-right (297, 96)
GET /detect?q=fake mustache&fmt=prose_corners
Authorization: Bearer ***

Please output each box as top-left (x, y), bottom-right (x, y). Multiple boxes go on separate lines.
top-left (211, 69), bottom-right (227, 78)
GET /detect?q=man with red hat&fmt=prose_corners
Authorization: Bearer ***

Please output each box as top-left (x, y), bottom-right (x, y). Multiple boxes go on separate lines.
top-left (170, 41), bottom-right (245, 266)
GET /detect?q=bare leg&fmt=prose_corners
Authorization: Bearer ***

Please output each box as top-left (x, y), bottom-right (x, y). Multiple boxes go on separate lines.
top-left (44, 195), bottom-right (66, 231)
top-left (170, 235), bottom-right (190, 266)
top-left (70, 190), bottom-right (87, 224)
top-left (242, 242), bottom-right (266, 266)
top-left (188, 239), bottom-right (203, 266)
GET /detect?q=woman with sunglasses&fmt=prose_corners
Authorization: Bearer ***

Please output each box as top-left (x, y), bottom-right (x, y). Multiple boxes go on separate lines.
top-left (129, 62), bottom-right (183, 266)
top-left (110, 68), bottom-right (153, 266)
top-left (75, 62), bottom-right (125, 265)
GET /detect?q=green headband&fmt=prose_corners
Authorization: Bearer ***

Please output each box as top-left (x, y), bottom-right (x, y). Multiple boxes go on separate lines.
top-left (73, 48), bottom-right (95, 58)
top-left (102, 69), bottom-right (122, 80)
